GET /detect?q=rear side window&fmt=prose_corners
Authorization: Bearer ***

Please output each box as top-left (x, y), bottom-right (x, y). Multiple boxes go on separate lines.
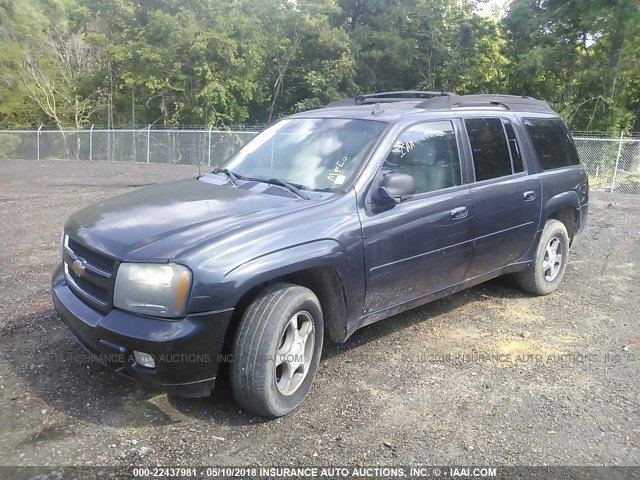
top-left (464, 118), bottom-right (512, 181)
top-left (524, 118), bottom-right (580, 170)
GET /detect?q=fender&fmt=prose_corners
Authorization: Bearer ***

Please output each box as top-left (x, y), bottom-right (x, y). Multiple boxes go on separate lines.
top-left (189, 239), bottom-right (365, 329)
top-left (541, 190), bottom-right (580, 227)
top-left (227, 239), bottom-right (350, 295)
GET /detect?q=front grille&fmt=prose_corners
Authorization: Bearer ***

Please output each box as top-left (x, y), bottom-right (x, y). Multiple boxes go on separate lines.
top-left (63, 235), bottom-right (117, 311)
top-left (67, 266), bottom-right (110, 304)
top-left (68, 237), bottom-right (116, 275)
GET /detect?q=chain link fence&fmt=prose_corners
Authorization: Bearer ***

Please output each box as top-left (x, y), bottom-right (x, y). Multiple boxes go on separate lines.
top-left (1, 127), bottom-right (639, 194)
top-left (573, 133), bottom-right (640, 195)
top-left (0, 128), bottom-right (259, 167)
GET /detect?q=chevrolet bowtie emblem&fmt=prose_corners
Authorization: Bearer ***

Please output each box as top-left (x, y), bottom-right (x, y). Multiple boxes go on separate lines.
top-left (71, 259), bottom-right (87, 278)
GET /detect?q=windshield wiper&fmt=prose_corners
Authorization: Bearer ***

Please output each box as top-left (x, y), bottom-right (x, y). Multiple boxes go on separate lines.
top-left (255, 177), bottom-right (309, 200)
top-left (212, 168), bottom-right (241, 186)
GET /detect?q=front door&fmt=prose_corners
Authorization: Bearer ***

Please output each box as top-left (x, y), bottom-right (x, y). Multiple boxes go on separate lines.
top-left (359, 120), bottom-right (474, 316)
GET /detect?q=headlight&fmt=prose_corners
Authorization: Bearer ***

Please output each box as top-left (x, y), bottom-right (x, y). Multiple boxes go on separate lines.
top-left (114, 263), bottom-right (192, 319)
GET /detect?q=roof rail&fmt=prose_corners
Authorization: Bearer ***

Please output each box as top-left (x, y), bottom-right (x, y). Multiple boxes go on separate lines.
top-left (416, 94), bottom-right (553, 113)
top-left (325, 90), bottom-right (456, 108)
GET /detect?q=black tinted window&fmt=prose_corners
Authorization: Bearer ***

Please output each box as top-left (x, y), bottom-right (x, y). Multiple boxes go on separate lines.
top-left (465, 118), bottom-right (512, 181)
top-left (382, 121), bottom-right (461, 194)
top-left (524, 118), bottom-right (580, 170)
top-left (504, 122), bottom-right (524, 172)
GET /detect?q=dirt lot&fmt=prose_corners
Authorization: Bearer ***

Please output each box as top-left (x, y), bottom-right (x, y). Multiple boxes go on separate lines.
top-left (0, 159), bottom-right (638, 467)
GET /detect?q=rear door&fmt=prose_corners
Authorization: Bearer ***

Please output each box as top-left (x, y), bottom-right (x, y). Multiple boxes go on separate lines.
top-left (463, 117), bottom-right (542, 279)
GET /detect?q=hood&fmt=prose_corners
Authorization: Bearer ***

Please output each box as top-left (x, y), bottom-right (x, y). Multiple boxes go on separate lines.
top-left (66, 177), bottom-right (310, 261)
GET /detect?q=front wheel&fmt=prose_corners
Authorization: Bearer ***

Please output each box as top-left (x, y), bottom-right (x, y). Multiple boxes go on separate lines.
top-left (230, 283), bottom-right (324, 417)
top-left (516, 219), bottom-right (570, 296)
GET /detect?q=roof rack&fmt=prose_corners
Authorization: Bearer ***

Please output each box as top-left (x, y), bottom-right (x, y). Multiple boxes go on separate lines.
top-left (325, 90), bottom-right (456, 108)
top-left (415, 94), bottom-right (553, 113)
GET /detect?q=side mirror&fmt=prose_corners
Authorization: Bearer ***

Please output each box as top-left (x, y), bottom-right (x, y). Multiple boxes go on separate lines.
top-left (375, 173), bottom-right (416, 205)
top-left (376, 173), bottom-right (416, 204)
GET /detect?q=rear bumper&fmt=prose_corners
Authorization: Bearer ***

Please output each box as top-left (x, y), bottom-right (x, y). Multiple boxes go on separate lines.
top-left (51, 263), bottom-right (234, 397)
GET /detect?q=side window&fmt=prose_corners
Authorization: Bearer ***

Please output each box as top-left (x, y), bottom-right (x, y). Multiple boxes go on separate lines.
top-left (504, 122), bottom-right (524, 173)
top-left (465, 118), bottom-right (513, 181)
top-left (382, 121), bottom-right (461, 194)
top-left (524, 118), bottom-right (580, 170)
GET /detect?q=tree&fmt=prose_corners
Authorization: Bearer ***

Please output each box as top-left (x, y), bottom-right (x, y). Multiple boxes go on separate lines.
top-left (0, 0), bottom-right (63, 127)
top-left (0, 0), bottom-right (638, 132)
top-left (22, 28), bottom-right (104, 131)
top-left (503, 0), bottom-right (640, 131)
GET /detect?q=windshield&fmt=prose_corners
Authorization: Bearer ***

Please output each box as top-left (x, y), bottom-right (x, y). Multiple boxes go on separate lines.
top-left (222, 118), bottom-right (386, 190)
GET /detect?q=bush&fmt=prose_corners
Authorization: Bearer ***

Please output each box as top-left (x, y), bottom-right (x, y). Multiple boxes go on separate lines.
top-left (0, 133), bottom-right (23, 159)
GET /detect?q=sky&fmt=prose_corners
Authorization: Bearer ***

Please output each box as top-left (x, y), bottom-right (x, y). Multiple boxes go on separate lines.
top-left (474, 0), bottom-right (511, 17)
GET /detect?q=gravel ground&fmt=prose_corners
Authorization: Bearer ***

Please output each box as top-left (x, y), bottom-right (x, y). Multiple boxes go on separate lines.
top-left (0, 159), bottom-right (638, 467)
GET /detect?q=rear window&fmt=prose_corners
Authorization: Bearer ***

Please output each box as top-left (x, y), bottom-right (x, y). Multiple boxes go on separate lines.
top-left (524, 118), bottom-right (580, 170)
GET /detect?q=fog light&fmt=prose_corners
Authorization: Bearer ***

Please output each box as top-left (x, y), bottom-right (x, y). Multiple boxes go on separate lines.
top-left (134, 351), bottom-right (156, 368)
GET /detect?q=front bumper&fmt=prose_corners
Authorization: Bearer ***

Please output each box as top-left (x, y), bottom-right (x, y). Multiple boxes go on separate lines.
top-left (51, 263), bottom-right (234, 397)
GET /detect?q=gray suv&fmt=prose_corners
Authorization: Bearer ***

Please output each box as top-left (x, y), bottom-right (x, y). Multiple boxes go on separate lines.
top-left (52, 92), bottom-right (589, 417)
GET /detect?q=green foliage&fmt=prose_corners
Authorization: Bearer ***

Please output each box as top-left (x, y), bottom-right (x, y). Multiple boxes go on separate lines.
top-left (0, 132), bottom-right (22, 156)
top-left (0, 0), bottom-right (638, 131)
top-left (504, 0), bottom-right (640, 131)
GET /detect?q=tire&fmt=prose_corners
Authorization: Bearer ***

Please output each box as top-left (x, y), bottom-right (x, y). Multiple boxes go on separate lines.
top-left (230, 283), bottom-right (324, 417)
top-left (516, 219), bottom-right (570, 296)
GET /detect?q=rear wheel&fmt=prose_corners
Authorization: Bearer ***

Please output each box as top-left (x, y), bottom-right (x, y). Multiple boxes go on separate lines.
top-left (516, 219), bottom-right (570, 295)
top-left (230, 283), bottom-right (324, 417)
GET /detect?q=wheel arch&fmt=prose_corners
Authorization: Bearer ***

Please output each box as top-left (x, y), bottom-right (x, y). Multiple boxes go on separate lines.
top-left (549, 207), bottom-right (577, 244)
top-left (543, 191), bottom-right (579, 244)
top-left (219, 241), bottom-right (356, 356)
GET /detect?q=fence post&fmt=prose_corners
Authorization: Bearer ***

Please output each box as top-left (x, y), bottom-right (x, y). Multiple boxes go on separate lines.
top-left (207, 125), bottom-right (212, 167)
top-left (146, 125), bottom-right (151, 164)
top-left (610, 130), bottom-right (624, 193)
top-left (36, 125), bottom-right (42, 161)
top-left (89, 124), bottom-right (94, 161)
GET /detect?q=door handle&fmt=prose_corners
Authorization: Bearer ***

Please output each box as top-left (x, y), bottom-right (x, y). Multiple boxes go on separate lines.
top-left (523, 190), bottom-right (537, 201)
top-left (450, 206), bottom-right (468, 219)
